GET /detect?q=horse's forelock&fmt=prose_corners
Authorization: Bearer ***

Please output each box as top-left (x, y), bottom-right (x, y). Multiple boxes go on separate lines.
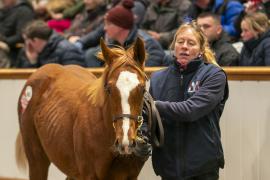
top-left (87, 47), bottom-right (147, 107)
top-left (103, 47), bottom-right (145, 79)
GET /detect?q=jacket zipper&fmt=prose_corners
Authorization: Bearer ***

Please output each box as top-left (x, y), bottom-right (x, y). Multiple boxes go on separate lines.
top-left (180, 74), bottom-right (184, 87)
top-left (178, 69), bottom-right (185, 177)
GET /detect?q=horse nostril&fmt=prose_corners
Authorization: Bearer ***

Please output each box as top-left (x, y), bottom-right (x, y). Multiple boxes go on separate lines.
top-left (114, 139), bottom-right (119, 147)
top-left (121, 145), bottom-right (125, 152)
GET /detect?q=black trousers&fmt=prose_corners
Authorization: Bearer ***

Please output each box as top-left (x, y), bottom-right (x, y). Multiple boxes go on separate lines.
top-left (162, 168), bottom-right (219, 180)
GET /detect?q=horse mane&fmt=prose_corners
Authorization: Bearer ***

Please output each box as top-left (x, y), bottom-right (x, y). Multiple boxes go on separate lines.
top-left (87, 45), bottom-right (146, 107)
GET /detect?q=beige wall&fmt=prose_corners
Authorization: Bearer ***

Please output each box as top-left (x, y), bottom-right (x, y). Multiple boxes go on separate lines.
top-left (0, 79), bottom-right (270, 180)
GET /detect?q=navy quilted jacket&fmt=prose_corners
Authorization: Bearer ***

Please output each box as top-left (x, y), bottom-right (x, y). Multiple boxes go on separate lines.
top-left (150, 58), bottom-right (228, 179)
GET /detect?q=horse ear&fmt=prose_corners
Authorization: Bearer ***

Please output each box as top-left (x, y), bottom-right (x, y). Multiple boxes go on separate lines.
top-left (100, 38), bottom-right (115, 65)
top-left (133, 37), bottom-right (146, 67)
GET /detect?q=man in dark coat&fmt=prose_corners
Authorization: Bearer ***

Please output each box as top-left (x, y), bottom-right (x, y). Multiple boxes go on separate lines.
top-left (197, 12), bottom-right (239, 66)
top-left (17, 20), bottom-right (85, 68)
top-left (84, 0), bottom-right (168, 67)
top-left (0, 0), bottom-right (34, 66)
top-left (141, 0), bottom-right (191, 49)
top-left (187, 0), bottom-right (244, 40)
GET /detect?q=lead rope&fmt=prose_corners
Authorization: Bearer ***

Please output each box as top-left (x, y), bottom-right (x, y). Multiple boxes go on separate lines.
top-left (143, 91), bottom-right (164, 148)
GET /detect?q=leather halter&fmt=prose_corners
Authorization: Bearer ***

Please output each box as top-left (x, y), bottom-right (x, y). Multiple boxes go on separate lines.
top-left (143, 91), bottom-right (164, 148)
top-left (113, 114), bottom-right (143, 122)
top-left (104, 82), bottom-right (164, 148)
top-left (104, 83), bottom-right (144, 128)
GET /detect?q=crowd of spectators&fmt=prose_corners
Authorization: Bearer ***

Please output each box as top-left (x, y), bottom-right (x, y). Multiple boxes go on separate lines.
top-left (0, 0), bottom-right (270, 68)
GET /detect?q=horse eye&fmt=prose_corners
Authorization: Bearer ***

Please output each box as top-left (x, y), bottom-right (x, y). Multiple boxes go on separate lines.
top-left (104, 84), bottom-right (112, 94)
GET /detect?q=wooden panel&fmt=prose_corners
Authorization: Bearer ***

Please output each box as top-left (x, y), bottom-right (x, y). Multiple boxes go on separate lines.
top-left (1, 67), bottom-right (270, 80)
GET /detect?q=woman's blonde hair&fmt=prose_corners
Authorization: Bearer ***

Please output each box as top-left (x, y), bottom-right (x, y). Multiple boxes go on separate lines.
top-left (170, 21), bottom-right (219, 66)
top-left (242, 12), bottom-right (270, 37)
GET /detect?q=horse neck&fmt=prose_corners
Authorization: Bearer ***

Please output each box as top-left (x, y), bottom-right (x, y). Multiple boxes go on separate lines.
top-left (85, 79), bottom-right (115, 128)
top-left (86, 77), bottom-right (106, 107)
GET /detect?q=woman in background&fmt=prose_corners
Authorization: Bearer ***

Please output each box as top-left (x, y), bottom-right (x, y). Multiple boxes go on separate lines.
top-left (239, 12), bottom-right (270, 66)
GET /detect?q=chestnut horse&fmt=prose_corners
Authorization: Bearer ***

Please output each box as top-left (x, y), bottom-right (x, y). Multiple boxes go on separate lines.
top-left (16, 38), bottom-right (149, 180)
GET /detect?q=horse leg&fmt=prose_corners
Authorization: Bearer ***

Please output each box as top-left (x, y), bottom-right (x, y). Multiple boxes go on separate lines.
top-left (108, 171), bottom-right (140, 180)
top-left (76, 175), bottom-right (98, 180)
top-left (26, 139), bottom-right (50, 180)
top-left (128, 177), bottom-right (138, 180)
top-left (20, 124), bottom-right (50, 180)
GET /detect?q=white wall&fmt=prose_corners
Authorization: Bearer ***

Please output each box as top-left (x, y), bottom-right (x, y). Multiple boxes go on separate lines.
top-left (0, 80), bottom-right (270, 179)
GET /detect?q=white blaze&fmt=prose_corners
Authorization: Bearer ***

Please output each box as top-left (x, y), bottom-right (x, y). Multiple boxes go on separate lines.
top-left (116, 71), bottom-right (140, 146)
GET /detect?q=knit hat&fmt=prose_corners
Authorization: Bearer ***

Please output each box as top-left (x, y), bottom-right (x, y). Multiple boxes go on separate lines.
top-left (106, 0), bottom-right (134, 29)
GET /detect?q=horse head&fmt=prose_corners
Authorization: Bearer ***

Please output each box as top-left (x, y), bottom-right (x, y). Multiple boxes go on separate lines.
top-left (99, 37), bottom-right (147, 155)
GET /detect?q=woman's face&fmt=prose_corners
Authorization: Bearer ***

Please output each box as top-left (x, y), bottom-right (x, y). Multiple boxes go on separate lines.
top-left (241, 20), bottom-right (258, 41)
top-left (174, 28), bottom-right (201, 66)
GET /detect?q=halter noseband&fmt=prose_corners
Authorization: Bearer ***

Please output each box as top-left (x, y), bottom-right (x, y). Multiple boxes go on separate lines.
top-left (113, 114), bottom-right (143, 122)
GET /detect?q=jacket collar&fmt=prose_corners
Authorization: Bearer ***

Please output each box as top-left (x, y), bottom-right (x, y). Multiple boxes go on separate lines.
top-left (38, 32), bottom-right (64, 58)
top-left (172, 57), bottom-right (204, 74)
top-left (243, 29), bottom-right (270, 51)
top-left (211, 31), bottom-right (231, 47)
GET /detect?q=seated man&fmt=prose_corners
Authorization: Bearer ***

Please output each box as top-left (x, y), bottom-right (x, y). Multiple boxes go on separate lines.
top-left (16, 20), bottom-right (86, 68)
top-left (0, 41), bottom-right (10, 67)
top-left (197, 12), bottom-right (239, 66)
top-left (64, 0), bottom-right (107, 40)
top-left (0, 0), bottom-right (35, 66)
top-left (84, 0), bottom-right (168, 67)
top-left (141, 0), bottom-right (191, 49)
top-left (188, 0), bottom-right (244, 41)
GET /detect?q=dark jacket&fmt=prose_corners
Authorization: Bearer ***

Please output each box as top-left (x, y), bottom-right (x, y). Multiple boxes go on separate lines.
top-left (0, 0), bottom-right (34, 48)
top-left (76, 0), bottom-right (150, 49)
top-left (77, 23), bottom-right (105, 49)
top-left (18, 33), bottom-right (85, 68)
top-left (85, 26), bottom-right (168, 67)
top-left (239, 29), bottom-right (270, 66)
top-left (149, 58), bottom-right (228, 179)
top-left (211, 31), bottom-right (239, 66)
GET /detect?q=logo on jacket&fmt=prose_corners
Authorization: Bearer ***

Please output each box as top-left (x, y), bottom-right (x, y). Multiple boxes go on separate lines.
top-left (188, 81), bottom-right (200, 93)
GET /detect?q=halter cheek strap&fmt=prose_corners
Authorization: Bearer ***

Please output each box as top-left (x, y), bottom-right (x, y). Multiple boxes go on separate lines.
top-left (113, 114), bottom-right (143, 129)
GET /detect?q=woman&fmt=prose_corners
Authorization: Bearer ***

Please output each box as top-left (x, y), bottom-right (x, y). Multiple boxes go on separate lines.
top-left (239, 12), bottom-right (270, 66)
top-left (150, 21), bottom-right (229, 180)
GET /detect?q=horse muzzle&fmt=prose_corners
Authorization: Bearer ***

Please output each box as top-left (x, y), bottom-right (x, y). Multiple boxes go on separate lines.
top-left (114, 138), bottom-right (136, 155)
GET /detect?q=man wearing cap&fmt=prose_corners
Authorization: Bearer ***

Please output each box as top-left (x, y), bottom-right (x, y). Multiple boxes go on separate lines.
top-left (84, 0), bottom-right (168, 67)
